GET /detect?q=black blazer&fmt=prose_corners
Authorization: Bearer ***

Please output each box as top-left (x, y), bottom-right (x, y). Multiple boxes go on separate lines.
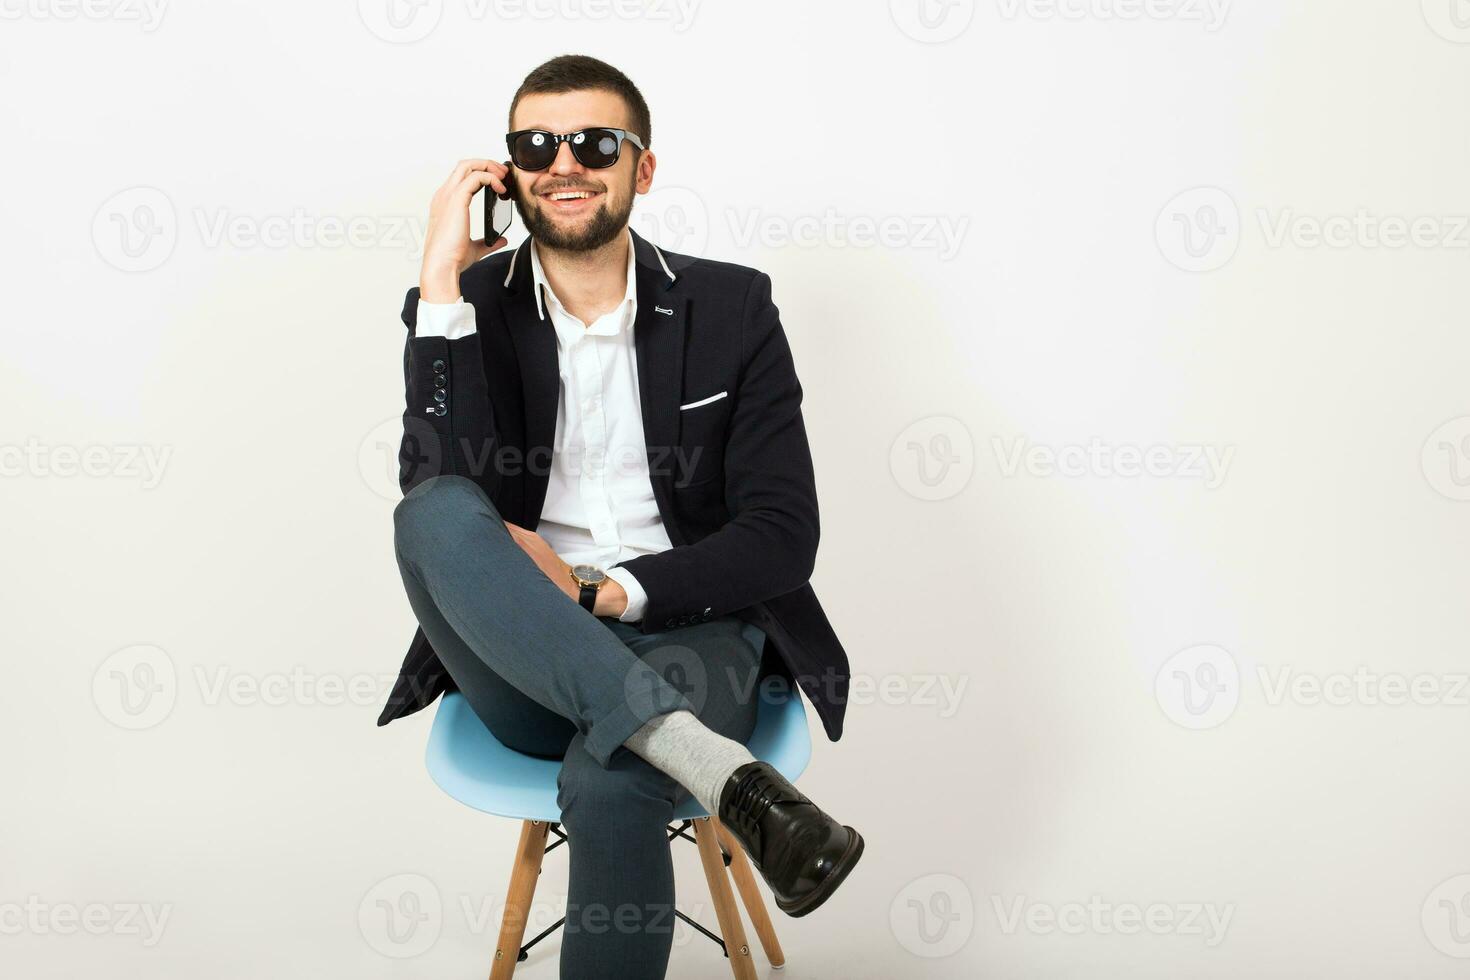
top-left (377, 228), bottom-right (850, 742)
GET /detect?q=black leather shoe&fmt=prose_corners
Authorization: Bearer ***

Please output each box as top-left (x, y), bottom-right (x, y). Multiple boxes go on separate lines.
top-left (717, 761), bottom-right (864, 917)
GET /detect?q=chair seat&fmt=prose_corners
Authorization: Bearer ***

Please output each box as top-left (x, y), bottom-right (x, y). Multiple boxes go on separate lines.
top-left (425, 623), bottom-right (812, 823)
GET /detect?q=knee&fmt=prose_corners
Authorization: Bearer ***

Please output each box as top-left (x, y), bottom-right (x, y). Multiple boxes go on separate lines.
top-left (393, 475), bottom-right (494, 559)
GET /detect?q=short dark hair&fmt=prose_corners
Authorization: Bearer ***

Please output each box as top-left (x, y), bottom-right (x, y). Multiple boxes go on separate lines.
top-left (509, 55), bottom-right (651, 147)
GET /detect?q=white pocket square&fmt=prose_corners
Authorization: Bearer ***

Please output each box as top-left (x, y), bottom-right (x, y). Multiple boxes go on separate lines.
top-left (679, 391), bottom-right (728, 411)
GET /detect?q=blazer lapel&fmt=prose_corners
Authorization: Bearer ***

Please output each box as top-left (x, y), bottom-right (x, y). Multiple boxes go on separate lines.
top-left (499, 240), bottom-right (560, 523)
top-left (630, 230), bottom-right (687, 542)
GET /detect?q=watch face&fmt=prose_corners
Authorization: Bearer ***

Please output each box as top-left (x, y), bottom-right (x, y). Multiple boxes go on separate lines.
top-left (571, 564), bottom-right (606, 585)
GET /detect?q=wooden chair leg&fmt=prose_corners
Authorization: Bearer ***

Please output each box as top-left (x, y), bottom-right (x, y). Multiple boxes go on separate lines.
top-left (714, 818), bottom-right (786, 968)
top-left (693, 817), bottom-right (758, 980)
top-left (490, 820), bottom-right (549, 980)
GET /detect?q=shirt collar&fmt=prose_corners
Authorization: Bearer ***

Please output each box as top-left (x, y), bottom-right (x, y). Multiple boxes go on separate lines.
top-left (528, 227), bottom-right (638, 331)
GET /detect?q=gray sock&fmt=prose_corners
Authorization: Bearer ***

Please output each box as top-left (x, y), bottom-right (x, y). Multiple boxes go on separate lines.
top-left (623, 709), bottom-right (756, 815)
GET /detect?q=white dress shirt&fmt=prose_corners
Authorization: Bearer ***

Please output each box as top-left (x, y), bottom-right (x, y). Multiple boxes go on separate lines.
top-left (412, 230), bottom-right (672, 623)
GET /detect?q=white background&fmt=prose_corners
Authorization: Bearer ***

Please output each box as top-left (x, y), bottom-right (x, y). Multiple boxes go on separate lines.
top-left (4, 0), bottom-right (1470, 977)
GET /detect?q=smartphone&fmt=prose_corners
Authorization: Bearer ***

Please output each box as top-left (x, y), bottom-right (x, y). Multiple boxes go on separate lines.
top-left (484, 166), bottom-right (515, 242)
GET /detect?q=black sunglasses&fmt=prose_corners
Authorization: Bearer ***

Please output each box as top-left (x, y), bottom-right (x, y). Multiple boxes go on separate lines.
top-left (506, 127), bottom-right (645, 172)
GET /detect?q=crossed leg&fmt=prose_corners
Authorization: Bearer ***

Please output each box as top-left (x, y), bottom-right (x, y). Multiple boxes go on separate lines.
top-left (393, 475), bottom-right (762, 979)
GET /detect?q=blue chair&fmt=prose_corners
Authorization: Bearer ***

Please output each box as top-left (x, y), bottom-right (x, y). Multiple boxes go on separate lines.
top-left (425, 623), bottom-right (810, 979)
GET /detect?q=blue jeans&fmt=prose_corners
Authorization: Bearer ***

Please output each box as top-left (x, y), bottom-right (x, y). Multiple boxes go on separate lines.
top-left (393, 475), bottom-right (763, 980)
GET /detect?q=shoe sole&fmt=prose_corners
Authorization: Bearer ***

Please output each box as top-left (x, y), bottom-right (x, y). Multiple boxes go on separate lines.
top-left (775, 826), bottom-right (865, 918)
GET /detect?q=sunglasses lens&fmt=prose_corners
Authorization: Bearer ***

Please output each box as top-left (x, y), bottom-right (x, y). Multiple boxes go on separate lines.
top-left (573, 129), bottom-right (622, 168)
top-left (510, 131), bottom-right (557, 170)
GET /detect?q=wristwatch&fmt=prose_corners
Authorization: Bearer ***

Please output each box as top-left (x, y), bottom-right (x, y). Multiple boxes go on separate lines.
top-left (568, 563), bottom-right (607, 613)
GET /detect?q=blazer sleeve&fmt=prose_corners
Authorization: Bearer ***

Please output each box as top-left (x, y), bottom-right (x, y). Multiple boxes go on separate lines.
top-left (613, 272), bottom-right (820, 631)
top-left (397, 286), bottom-right (501, 498)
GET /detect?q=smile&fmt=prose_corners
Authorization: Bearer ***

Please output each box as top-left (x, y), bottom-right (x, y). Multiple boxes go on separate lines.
top-left (539, 189), bottom-right (604, 211)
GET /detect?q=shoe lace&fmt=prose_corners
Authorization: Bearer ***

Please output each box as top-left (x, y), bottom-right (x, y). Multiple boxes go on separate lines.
top-left (724, 767), bottom-right (792, 852)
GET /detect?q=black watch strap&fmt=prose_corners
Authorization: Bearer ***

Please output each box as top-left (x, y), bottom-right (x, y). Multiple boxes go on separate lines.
top-left (579, 583), bottom-right (598, 613)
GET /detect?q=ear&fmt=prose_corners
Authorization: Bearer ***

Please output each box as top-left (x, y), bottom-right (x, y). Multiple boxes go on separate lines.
top-left (634, 149), bottom-right (657, 194)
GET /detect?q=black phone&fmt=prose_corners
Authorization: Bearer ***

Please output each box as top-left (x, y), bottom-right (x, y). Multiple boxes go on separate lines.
top-left (484, 166), bottom-right (515, 242)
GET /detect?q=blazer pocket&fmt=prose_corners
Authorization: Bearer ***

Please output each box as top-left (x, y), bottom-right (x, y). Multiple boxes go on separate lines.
top-left (679, 390), bottom-right (728, 411)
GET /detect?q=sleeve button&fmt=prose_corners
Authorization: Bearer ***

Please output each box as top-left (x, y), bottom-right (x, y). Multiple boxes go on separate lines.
top-left (433, 389), bottom-right (447, 403)
top-left (434, 404), bottom-right (447, 416)
top-left (432, 358), bottom-right (446, 373)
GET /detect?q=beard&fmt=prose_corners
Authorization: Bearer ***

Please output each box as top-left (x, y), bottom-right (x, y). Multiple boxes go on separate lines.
top-left (514, 174), bottom-right (636, 253)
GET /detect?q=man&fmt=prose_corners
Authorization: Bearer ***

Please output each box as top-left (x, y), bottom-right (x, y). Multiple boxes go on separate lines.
top-left (379, 54), bottom-right (862, 978)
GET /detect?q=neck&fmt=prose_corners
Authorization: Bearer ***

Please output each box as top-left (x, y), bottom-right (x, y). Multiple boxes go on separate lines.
top-left (535, 230), bottom-right (630, 325)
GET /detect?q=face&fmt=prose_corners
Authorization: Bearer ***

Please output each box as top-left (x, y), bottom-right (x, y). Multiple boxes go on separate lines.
top-left (508, 88), bottom-right (655, 253)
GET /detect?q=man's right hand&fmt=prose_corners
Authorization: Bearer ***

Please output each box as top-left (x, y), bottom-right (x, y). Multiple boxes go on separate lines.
top-left (420, 159), bottom-right (512, 303)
